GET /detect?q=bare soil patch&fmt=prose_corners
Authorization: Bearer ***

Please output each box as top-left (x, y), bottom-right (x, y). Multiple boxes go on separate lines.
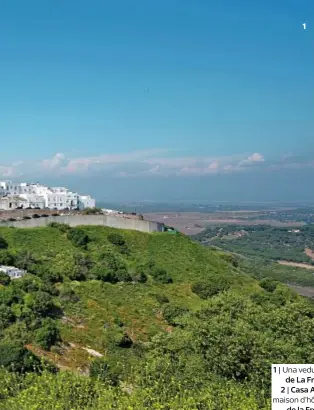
top-left (305, 248), bottom-right (314, 261)
top-left (144, 212), bottom-right (305, 235)
top-left (278, 260), bottom-right (314, 270)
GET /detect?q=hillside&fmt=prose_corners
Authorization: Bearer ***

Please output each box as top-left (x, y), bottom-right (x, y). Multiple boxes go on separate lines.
top-left (0, 223), bottom-right (314, 408)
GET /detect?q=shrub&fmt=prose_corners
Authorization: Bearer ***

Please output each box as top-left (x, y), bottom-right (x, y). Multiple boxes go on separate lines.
top-left (162, 304), bottom-right (189, 325)
top-left (0, 342), bottom-right (40, 372)
top-left (155, 294), bottom-right (170, 304)
top-left (14, 250), bottom-right (37, 273)
top-left (94, 252), bottom-right (131, 283)
top-left (111, 331), bottom-right (133, 348)
top-left (191, 277), bottom-right (231, 299)
top-left (28, 291), bottom-right (55, 317)
top-left (82, 207), bottom-right (102, 215)
top-left (116, 269), bottom-right (132, 282)
top-left (0, 271), bottom-right (11, 286)
top-left (132, 271), bottom-right (148, 283)
top-left (89, 358), bottom-right (120, 385)
top-left (259, 277), bottom-right (278, 293)
top-left (59, 287), bottom-right (80, 303)
top-left (48, 222), bottom-right (70, 232)
top-left (0, 305), bottom-right (15, 330)
top-left (41, 270), bottom-right (63, 284)
top-left (0, 250), bottom-right (15, 266)
top-left (220, 253), bottom-right (239, 268)
top-left (35, 318), bottom-right (61, 350)
top-left (0, 237), bottom-right (8, 249)
top-left (93, 267), bottom-right (118, 283)
top-left (67, 228), bottom-right (89, 249)
top-left (151, 268), bottom-right (173, 284)
top-left (107, 233), bottom-right (125, 246)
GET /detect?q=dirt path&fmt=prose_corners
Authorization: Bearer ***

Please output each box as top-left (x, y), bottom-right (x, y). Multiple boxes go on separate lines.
top-left (289, 285), bottom-right (314, 298)
top-left (278, 260), bottom-right (314, 270)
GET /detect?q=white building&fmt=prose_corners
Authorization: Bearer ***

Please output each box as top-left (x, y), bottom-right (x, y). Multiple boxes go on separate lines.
top-left (0, 196), bottom-right (28, 210)
top-left (19, 194), bottom-right (46, 209)
top-left (79, 195), bottom-right (96, 210)
top-left (0, 265), bottom-right (27, 279)
top-left (0, 180), bottom-right (96, 211)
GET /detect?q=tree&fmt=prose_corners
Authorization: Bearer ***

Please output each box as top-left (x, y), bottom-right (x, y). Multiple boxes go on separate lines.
top-left (0, 271), bottom-right (11, 286)
top-left (14, 250), bottom-right (37, 272)
top-left (191, 277), bottom-right (231, 299)
top-left (93, 251), bottom-right (131, 283)
top-left (28, 291), bottom-right (54, 317)
top-left (60, 286), bottom-right (80, 303)
top-left (0, 250), bottom-right (14, 265)
top-left (35, 318), bottom-right (61, 350)
top-left (0, 305), bottom-right (15, 330)
top-left (0, 342), bottom-right (40, 372)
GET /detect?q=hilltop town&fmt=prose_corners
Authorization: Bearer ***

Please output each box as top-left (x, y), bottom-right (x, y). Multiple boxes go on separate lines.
top-left (0, 180), bottom-right (95, 211)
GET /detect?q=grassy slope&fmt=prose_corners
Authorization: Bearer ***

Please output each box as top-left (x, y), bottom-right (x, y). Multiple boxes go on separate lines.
top-left (0, 225), bottom-right (259, 370)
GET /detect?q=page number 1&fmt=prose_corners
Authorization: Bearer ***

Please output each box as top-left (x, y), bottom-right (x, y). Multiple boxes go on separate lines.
top-left (303, 23), bottom-right (306, 30)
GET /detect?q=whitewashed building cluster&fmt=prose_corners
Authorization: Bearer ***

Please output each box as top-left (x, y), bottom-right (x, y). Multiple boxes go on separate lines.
top-left (0, 180), bottom-right (96, 211)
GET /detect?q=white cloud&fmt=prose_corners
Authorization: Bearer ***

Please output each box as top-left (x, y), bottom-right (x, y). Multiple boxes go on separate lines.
top-left (1, 149), bottom-right (311, 180)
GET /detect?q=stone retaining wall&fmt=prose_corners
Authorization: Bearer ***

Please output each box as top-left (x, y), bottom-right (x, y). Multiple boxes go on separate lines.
top-left (0, 214), bottom-right (164, 233)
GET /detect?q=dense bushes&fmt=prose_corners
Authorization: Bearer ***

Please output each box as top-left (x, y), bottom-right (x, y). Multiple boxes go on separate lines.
top-left (67, 228), bottom-right (90, 249)
top-left (0, 271), bottom-right (11, 286)
top-left (0, 342), bottom-right (40, 373)
top-left (155, 294), bottom-right (169, 304)
top-left (34, 318), bottom-right (61, 350)
top-left (107, 233), bottom-right (125, 246)
top-left (92, 250), bottom-right (132, 283)
top-left (0, 305), bottom-right (15, 330)
top-left (1, 224), bottom-right (314, 408)
top-left (107, 233), bottom-right (130, 254)
top-left (151, 268), bottom-right (173, 284)
top-left (162, 304), bottom-right (189, 325)
top-left (259, 277), bottom-right (279, 292)
top-left (191, 275), bottom-right (231, 299)
top-left (0, 250), bottom-right (14, 265)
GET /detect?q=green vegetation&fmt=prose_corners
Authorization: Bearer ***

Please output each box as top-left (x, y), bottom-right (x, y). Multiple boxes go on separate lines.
top-left (0, 224), bottom-right (314, 408)
top-left (194, 224), bottom-right (314, 264)
top-left (194, 224), bottom-right (314, 287)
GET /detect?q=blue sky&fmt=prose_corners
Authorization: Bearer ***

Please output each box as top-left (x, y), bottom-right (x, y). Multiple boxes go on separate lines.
top-left (0, 0), bottom-right (313, 201)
